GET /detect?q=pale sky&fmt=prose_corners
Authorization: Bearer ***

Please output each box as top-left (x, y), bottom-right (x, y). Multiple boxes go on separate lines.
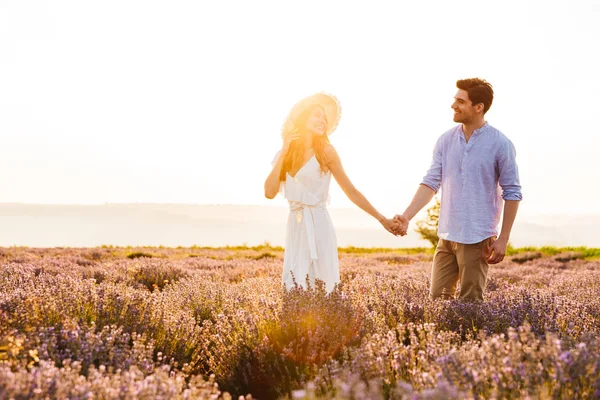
top-left (1, 0), bottom-right (599, 217)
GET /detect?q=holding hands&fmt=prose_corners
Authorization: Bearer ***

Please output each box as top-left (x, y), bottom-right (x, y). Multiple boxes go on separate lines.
top-left (393, 214), bottom-right (409, 236)
top-left (379, 214), bottom-right (409, 237)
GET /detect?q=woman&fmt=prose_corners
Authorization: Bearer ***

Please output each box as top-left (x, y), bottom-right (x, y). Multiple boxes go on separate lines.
top-left (264, 93), bottom-right (402, 293)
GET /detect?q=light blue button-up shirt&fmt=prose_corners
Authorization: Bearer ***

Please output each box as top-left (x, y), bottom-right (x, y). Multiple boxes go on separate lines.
top-left (421, 122), bottom-right (522, 244)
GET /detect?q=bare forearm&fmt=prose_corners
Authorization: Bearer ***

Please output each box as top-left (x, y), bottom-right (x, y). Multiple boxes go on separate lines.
top-left (347, 189), bottom-right (385, 222)
top-left (264, 155), bottom-right (285, 199)
top-left (402, 185), bottom-right (436, 220)
top-left (498, 200), bottom-right (520, 242)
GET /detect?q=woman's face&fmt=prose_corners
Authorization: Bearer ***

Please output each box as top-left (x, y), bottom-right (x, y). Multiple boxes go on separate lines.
top-left (304, 106), bottom-right (328, 136)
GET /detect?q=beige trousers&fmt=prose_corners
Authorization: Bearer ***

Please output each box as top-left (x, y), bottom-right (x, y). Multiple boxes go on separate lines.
top-left (430, 237), bottom-right (494, 301)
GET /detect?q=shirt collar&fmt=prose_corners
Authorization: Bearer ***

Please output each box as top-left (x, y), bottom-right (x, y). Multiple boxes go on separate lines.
top-left (473, 121), bottom-right (489, 135)
top-left (458, 121), bottom-right (489, 138)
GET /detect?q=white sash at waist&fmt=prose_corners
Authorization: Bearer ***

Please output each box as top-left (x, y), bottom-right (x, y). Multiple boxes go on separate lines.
top-left (289, 201), bottom-right (326, 261)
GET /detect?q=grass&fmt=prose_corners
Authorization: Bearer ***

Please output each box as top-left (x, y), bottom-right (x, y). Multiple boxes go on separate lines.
top-left (9, 243), bottom-right (600, 260)
top-left (506, 245), bottom-right (600, 260)
top-left (197, 243), bottom-right (600, 259)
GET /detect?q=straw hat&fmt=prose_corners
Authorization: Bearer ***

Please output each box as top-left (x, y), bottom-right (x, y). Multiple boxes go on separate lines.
top-left (281, 92), bottom-right (341, 137)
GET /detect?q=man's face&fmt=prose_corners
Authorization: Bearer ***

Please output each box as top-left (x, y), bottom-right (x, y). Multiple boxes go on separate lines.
top-left (451, 89), bottom-right (479, 123)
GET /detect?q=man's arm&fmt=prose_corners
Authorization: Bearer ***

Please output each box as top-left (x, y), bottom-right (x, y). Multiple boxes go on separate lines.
top-left (486, 200), bottom-right (519, 264)
top-left (498, 200), bottom-right (519, 243)
top-left (487, 139), bottom-right (522, 264)
top-left (400, 185), bottom-right (437, 221)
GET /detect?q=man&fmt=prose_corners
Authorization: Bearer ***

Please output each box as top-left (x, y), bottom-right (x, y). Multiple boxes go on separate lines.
top-left (395, 78), bottom-right (522, 301)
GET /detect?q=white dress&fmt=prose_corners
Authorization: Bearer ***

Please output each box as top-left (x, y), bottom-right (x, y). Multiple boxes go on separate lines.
top-left (272, 152), bottom-right (340, 292)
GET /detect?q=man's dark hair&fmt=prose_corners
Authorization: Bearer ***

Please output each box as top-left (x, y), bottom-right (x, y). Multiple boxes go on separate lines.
top-left (456, 78), bottom-right (494, 114)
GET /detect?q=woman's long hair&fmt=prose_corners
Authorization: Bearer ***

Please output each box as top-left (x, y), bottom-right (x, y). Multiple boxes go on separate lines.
top-left (280, 105), bottom-right (331, 182)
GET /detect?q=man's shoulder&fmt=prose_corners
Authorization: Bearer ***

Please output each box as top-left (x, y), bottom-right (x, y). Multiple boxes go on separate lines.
top-left (485, 122), bottom-right (508, 140)
top-left (443, 125), bottom-right (461, 136)
top-left (438, 125), bottom-right (461, 141)
top-left (482, 124), bottom-right (518, 159)
top-left (484, 124), bottom-right (513, 145)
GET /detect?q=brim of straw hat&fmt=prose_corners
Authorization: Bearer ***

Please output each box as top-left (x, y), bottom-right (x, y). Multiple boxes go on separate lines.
top-left (281, 92), bottom-right (341, 137)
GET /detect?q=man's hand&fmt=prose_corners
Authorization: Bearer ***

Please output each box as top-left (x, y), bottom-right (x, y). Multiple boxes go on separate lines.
top-left (393, 214), bottom-right (409, 236)
top-left (484, 236), bottom-right (507, 264)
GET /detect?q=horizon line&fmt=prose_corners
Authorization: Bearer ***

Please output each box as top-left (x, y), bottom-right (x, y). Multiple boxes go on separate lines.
top-left (0, 202), bottom-right (598, 217)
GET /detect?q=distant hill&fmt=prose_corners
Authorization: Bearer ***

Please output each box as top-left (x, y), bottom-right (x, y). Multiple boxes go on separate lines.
top-left (0, 203), bottom-right (598, 248)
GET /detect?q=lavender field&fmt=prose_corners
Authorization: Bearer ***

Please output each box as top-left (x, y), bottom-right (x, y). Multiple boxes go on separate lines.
top-left (1, 246), bottom-right (599, 399)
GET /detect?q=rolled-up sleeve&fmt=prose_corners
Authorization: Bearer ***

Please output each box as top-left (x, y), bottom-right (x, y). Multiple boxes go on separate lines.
top-left (497, 139), bottom-right (522, 201)
top-left (421, 136), bottom-right (443, 193)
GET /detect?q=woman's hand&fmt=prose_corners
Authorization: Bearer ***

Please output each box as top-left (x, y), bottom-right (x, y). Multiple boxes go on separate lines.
top-left (281, 128), bottom-right (300, 155)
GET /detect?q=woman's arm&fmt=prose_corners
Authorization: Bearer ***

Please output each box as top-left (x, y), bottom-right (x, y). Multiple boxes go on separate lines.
top-left (325, 145), bottom-right (400, 235)
top-left (264, 131), bottom-right (299, 199)
top-left (264, 151), bottom-right (285, 199)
